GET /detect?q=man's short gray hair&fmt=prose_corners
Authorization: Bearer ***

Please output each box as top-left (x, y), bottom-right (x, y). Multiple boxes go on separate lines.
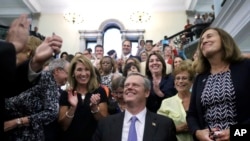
top-left (126, 72), bottom-right (151, 92)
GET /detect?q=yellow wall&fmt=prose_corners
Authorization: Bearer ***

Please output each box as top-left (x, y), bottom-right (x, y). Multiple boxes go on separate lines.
top-left (37, 10), bottom-right (186, 54)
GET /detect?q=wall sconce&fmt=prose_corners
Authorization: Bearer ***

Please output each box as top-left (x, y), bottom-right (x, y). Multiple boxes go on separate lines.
top-left (63, 12), bottom-right (84, 24)
top-left (130, 11), bottom-right (151, 23)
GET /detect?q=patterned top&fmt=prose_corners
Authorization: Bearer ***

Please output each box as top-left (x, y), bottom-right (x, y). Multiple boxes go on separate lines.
top-left (5, 71), bottom-right (60, 141)
top-left (201, 70), bottom-right (237, 130)
top-left (101, 73), bottom-right (113, 90)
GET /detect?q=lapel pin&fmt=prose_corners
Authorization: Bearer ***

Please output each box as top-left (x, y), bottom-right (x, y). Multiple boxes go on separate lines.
top-left (152, 122), bottom-right (156, 126)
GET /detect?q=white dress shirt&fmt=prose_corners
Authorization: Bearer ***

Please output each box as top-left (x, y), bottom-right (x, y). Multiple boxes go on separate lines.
top-left (122, 53), bottom-right (131, 61)
top-left (122, 108), bottom-right (147, 141)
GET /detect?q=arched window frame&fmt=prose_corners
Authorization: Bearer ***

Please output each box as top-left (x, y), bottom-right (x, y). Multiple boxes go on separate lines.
top-left (79, 19), bottom-right (145, 53)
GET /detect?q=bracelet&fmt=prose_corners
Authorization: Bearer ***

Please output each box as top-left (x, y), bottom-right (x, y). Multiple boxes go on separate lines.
top-left (16, 118), bottom-right (23, 127)
top-left (91, 106), bottom-right (100, 114)
top-left (20, 117), bottom-right (24, 125)
top-left (65, 111), bottom-right (74, 118)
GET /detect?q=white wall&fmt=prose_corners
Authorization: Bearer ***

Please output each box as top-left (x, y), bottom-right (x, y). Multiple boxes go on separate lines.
top-left (37, 11), bottom-right (186, 54)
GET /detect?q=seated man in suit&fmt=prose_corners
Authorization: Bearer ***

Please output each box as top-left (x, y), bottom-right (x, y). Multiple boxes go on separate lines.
top-left (93, 72), bottom-right (177, 141)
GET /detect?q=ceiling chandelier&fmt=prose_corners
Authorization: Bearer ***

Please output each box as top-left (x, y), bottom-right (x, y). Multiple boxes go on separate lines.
top-left (130, 11), bottom-right (151, 23)
top-left (63, 12), bottom-right (84, 24)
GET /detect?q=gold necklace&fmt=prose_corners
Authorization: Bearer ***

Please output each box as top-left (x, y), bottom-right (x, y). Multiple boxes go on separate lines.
top-left (211, 64), bottom-right (229, 74)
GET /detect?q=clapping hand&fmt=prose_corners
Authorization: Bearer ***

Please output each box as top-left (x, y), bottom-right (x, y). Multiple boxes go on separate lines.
top-left (90, 93), bottom-right (101, 110)
top-left (67, 87), bottom-right (78, 108)
top-left (6, 14), bottom-right (30, 53)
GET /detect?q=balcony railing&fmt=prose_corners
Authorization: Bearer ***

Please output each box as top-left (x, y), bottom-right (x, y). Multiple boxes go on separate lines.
top-left (166, 22), bottom-right (212, 59)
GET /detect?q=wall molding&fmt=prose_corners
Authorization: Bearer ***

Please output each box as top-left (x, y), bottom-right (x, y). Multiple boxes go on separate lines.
top-left (211, 0), bottom-right (250, 51)
top-left (98, 19), bottom-right (125, 31)
top-left (23, 0), bottom-right (41, 13)
top-left (79, 19), bottom-right (145, 52)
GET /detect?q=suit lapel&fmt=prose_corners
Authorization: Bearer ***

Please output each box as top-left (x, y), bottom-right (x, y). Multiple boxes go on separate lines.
top-left (143, 110), bottom-right (157, 141)
top-left (110, 112), bottom-right (125, 140)
top-left (196, 72), bottom-right (209, 128)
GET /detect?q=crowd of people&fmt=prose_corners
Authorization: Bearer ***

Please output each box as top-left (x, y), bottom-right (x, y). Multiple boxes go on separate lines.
top-left (1, 14), bottom-right (250, 141)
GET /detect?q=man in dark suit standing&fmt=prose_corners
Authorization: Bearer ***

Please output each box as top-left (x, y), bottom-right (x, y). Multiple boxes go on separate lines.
top-left (117, 39), bottom-right (141, 73)
top-left (93, 72), bottom-right (177, 141)
top-left (121, 39), bottom-right (141, 61)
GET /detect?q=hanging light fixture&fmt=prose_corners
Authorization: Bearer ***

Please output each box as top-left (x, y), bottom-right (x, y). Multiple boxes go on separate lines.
top-left (130, 11), bottom-right (151, 23)
top-left (63, 12), bottom-right (84, 24)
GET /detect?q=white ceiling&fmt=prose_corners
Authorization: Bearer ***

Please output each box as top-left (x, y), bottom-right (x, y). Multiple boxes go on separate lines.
top-left (1, 0), bottom-right (248, 52)
top-left (0, 0), bottom-right (213, 25)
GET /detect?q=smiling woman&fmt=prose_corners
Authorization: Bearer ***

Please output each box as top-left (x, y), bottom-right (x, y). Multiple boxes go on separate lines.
top-left (145, 52), bottom-right (177, 113)
top-left (157, 60), bottom-right (195, 141)
top-left (187, 27), bottom-right (250, 141)
top-left (58, 55), bottom-right (108, 141)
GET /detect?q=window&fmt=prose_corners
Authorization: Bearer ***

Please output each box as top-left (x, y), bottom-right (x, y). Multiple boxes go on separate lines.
top-left (131, 41), bottom-right (138, 56)
top-left (86, 41), bottom-right (97, 53)
top-left (103, 27), bottom-right (122, 57)
top-left (103, 28), bottom-right (139, 58)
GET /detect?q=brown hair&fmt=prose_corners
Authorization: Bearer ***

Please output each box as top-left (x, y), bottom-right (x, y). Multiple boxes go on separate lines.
top-left (125, 57), bottom-right (140, 67)
top-left (16, 36), bottom-right (42, 65)
top-left (195, 27), bottom-right (244, 74)
top-left (145, 52), bottom-right (167, 79)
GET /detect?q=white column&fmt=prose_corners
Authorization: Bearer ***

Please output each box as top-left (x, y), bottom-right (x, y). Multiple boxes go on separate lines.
top-left (79, 36), bottom-right (86, 52)
top-left (121, 32), bottom-right (126, 41)
top-left (96, 32), bottom-right (103, 45)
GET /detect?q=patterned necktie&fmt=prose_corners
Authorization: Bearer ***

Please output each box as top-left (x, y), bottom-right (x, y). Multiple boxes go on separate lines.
top-left (128, 116), bottom-right (137, 141)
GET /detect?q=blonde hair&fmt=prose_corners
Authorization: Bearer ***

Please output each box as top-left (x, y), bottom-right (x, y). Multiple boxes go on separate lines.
top-left (68, 55), bottom-right (99, 92)
top-left (173, 60), bottom-right (196, 82)
top-left (23, 36), bottom-right (42, 58)
top-left (17, 36), bottom-right (42, 65)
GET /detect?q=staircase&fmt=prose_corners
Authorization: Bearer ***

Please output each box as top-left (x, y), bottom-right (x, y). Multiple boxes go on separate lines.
top-left (169, 0), bottom-right (250, 59)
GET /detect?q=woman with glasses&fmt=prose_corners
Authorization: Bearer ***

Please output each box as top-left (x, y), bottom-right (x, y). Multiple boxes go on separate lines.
top-left (158, 60), bottom-right (195, 141)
